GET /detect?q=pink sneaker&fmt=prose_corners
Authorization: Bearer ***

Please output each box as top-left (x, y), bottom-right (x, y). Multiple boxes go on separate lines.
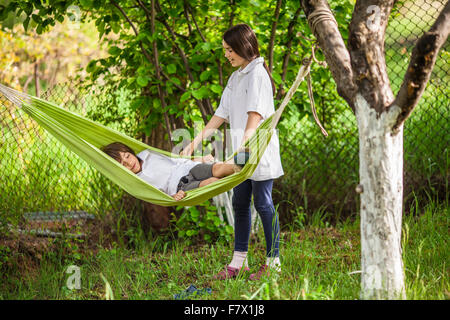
top-left (249, 264), bottom-right (270, 281)
top-left (213, 265), bottom-right (250, 280)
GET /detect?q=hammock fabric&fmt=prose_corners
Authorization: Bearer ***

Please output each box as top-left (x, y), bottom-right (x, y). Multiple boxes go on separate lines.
top-left (0, 59), bottom-right (314, 207)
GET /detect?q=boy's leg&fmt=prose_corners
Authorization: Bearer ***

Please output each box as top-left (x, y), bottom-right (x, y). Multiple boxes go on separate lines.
top-left (212, 163), bottom-right (238, 178)
top-left (189, 163), bottom-right (214, 180)
top-left (199, 177), bottom-right (220, 188)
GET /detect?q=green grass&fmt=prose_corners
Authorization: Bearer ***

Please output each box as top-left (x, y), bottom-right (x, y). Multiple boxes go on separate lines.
top-left (1, 199), bottom-right (447, 300)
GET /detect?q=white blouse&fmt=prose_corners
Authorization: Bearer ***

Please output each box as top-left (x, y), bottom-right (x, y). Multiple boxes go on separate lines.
top-left (214, 57), bottom-right (284, 181)
top-left (136, 150), bottom-right (198, 195)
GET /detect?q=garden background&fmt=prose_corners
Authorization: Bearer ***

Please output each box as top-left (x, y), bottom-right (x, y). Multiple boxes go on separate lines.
top-left (0, 0), bottom-right (448, 300)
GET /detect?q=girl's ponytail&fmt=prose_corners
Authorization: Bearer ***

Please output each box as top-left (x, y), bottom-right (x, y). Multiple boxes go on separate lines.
top-left (224, 24), bottom-right (276, 96)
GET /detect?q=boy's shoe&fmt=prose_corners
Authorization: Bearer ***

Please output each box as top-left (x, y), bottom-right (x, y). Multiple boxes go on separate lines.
top-left (213, 265), bottom-right (250, 280)
top-left (233, 151), bottom-right (250, 168)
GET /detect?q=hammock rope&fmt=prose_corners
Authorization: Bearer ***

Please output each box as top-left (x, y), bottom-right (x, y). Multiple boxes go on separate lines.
top-left (0, 53), bottom-right (324, 207)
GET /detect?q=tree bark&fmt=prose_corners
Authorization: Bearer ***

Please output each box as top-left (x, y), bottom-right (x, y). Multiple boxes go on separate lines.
top-left (150, 0), bottom-right (173, 150)
top-left (301, 0), bottom-right (356, 108)
top-left (300, 0), bottom-right (449, 299)
top-left (355, 93), bottom-right (405, 299)
top-left (391, 1), bottom-right (450, 133)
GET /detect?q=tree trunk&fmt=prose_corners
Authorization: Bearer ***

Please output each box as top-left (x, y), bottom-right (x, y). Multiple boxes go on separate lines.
top-left (300, 0), bottom-right (448, 299)
top-left (355, 93), bottom-right (405, 299)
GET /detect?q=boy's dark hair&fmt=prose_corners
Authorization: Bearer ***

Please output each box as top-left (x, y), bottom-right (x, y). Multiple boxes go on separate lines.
top-left (101, 142), bottom-right (136, 162)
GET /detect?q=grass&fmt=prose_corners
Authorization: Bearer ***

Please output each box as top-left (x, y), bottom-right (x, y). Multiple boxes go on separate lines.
top-left (0, 199), bottom-right (447, 300)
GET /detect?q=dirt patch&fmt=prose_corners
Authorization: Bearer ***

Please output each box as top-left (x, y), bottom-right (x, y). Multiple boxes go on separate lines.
top-left (0, 214), bottom-right (117, 280)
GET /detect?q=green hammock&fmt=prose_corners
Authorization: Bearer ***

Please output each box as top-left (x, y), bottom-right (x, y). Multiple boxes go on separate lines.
top-left (0, 59), bottom-right (313, 207)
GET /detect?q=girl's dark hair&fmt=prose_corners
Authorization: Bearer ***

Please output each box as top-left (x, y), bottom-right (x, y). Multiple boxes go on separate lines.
top-left (223, 23), bottom-right (276, 95)
top-left (101, 142), bottom-right (136, 162)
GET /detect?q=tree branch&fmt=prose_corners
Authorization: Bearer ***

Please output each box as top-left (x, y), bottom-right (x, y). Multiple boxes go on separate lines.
top-left (183, 1), bottom-right (193, 36)
top-left (155, 0), bottom-right (210, 123)
top-left (135, 0), bottom-right (186, 93)
top-left (348, 0), bottom-right (395, 113)
top-left (391, 0), bottom-right (450, 132)
top-left (300, 0), bottom-right (356, 108)
top-left (186, 2), bottom-right (223, 87)
top-left (276, 6), bottom-right (302, 100)
top-left (229, 0), bottom-right (236, 28)
top-left (268, 0), bottom-right (283, 72)
top-left (111, 0), bottom-right (155, 66)
top-left (150, 0), bottom-right (173, 148)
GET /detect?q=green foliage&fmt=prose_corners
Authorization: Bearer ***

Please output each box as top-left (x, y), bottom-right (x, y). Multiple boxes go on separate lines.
top-left (0, 0), bottom-right (351, 139)
top-left (174, 201), bottom-right (234, 245)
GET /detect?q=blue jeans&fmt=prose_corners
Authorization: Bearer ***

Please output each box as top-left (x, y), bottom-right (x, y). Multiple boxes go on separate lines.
top-left (232, 179), bottom-right (280, 257)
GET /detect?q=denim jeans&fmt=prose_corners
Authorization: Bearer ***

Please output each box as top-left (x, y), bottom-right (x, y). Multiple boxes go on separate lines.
top-left (232, 179), bottom-right (280, 257)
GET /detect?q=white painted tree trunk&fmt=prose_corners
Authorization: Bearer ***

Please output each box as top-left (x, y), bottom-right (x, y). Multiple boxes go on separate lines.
top-left (355, 94), bottom-right (406, 299)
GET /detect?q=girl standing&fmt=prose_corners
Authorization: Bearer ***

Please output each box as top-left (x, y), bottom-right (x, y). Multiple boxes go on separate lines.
top-left (181, 24), bottom-right (283, 280)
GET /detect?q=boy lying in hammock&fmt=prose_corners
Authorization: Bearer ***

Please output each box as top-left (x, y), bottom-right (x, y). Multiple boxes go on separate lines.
top-left (101, 142), bottom-right (249, 201)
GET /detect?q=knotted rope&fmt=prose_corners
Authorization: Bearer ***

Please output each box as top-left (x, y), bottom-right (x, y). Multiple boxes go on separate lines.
top-left (307, 7), bottom-right (339, 35)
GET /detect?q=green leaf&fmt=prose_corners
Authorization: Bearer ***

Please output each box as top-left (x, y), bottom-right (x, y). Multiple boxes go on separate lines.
top-left (225, 225), bottom-right (233, 234)
top-left (111, 22), bottom-right (121, 34)
top-left (130, 97), bottom-right (143, 111)
top-left (108, 46), bottom-right (121, 56)
top-left (171, 77), bottom-right (181, 86)
top-left (56, 14), bottom-right (65, 23)
top-left (167, 64), bottom-right (176, 74)
top-left (272, 72), bottom-right (282, 85)
top-left (200, 70), bottom-right (210, 81)
top-left (80, 0), bottom-right (94, 8)
top-left (153, 99), bottom-right (161, 110)
top-left (192, 81), bottom-right (201, 89)
top-left (86, 60), bottom-right (97, 73)
top-left (136, 76), bottom-right (149, 87)
top-left (23, 16), bottom-right (30, 31)
top-left (201, 42), bottom-right (212, 52)
top-left (192, 86), bottom-right (210, 100)
top-left (186, 230), bottom-right (196, 237)
top-left (180, 91), bottom-right (191, 103)
top-left (191, 89), bottom-right (202, 100)
top-left (210, 84), bottom-right (222, 94)
top-left (31, 14), bottom-right (41, 24)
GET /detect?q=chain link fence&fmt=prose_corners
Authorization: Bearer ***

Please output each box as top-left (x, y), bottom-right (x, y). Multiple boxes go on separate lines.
top-left (1, 0), bottom-right (448, 232)
top-left (0, 85), bottom-right (127, 233)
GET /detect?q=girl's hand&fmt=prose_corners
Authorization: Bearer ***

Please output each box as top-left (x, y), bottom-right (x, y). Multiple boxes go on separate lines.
top-left (202, 154), bottom-right (215, 163)
top-left (180, 115), bottom-right (225, 156)
top-left (172, 190), bottom-right (186, 201)
top-left (180, 143), bottom-right (194, 156)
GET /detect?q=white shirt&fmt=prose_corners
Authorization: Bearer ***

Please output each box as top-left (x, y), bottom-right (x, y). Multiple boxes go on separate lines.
top-left (214, 57), bottom-right (284, 181)
top-left (136, 150), bottom-right (198, 195)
